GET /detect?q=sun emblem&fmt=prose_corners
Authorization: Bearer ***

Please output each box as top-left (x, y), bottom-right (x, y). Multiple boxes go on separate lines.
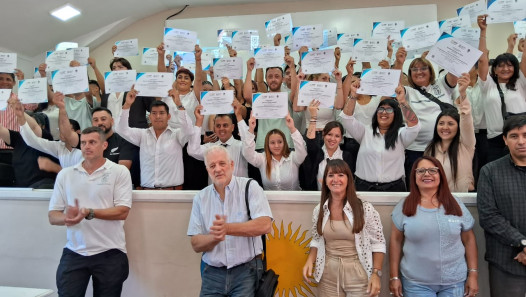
top-left (266, 220), bottom-right (316, 296)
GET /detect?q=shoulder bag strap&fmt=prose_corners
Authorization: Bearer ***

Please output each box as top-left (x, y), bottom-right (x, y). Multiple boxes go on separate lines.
top-left (417, 87), bottom-right (456, 111)
top-left (495, 82), bottom-right (508, 120)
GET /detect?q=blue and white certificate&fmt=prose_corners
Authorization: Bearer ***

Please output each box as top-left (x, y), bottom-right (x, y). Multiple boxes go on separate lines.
top-left (336, 34), bottom-right (355, 53)
top-left (0, 53), bottom-right (16, 73)
top-left (352, 39), bottom-right (388, 62)
top-left (164, 28), bottom-right (197, 53)
top-left (514, 20), bottom-right (526, 38)
top-left (212, 57), bottom-right (243, 80)
top-left (141, 48), bottom-right (170, 66)
top-left (401, 21), bottom-right (441, 52)
top-left (457, 0), bottom-right (487, 24)
top-left (439, 16), bottom-right (471, 33)
top-left (114, 39), bottom-right (139, 57)
top-left (426, 33), bottom-right (483, 77)
top-left (200, 90), bottom-right (234, 115)
top-left (51, 66), bottom-right (89, 95)
top-left (134, 72), bottom-right (173, 97)
top-left (17, 78), bottom-right (48, 104)
top-left (291, 25), bottom-right (324, 50)
top-left (486, 0), bottom-right (526, 24)
top-left (301, 49), bottom-right (335, 74)
top-left (297, 81), bottom-right (337, 109)
top-left (265, 14), bottom-right (293, 38)
top-left (232, 30), bottom-right (259, 51)
top-left (254, 47), bottom-right (284, 69)
top-left (451, 27), bottom-right (480, 49)
top-left (104, 70), bottom-right (136, 94)
top-left (357, 69), bottom-right (400, 97)
top-left (252, 92), bottom-right (288, 119)
top-left (46, 50), bottom-right (74, 71)
top-left (73, 47), bottom-right (89, 65)
top-left (217, 29), bottom-right (236, 47)
top-left (322, 28), bottom-right (338, 48)
top-left (0, 89), bottom-right (11, 110)
top-left (372, 21), bottom-right (405, 42)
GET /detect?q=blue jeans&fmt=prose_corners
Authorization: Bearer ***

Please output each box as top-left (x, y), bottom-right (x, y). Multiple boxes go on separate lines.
top-left (401, 276), bottom-right (464, 297)
top-left (200, 257), bottom-right (263, 297)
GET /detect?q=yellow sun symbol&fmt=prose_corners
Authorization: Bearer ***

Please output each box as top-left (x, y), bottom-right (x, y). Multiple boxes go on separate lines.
top-left (266, 220), bottom-right (317, 297)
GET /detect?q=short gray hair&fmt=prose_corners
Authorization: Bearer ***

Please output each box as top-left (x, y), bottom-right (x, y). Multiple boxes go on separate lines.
top-left (203, 145), bottom-right (231, 167)
top-left (81, 126), bottom-right (106, 142)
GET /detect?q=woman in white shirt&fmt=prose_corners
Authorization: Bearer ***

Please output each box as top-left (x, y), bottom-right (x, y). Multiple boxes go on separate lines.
top-left (477, 15), bottom-right (526, 162)
top-left (239, 113), bottom-right (307, 190)
top-left (302, 159), bottom-right (385, 296)
top-left (340, 83), bottom-right (421, 191)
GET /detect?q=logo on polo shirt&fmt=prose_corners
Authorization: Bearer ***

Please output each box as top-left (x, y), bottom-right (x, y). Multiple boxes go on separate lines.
top-left (98, 173), bottom-right (111, 185)
top-left (110, 147), bottom-right (120, 156)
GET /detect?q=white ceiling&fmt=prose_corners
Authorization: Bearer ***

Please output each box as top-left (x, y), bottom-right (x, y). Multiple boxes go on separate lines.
top-left (0, 0), bottom-right (290, 59)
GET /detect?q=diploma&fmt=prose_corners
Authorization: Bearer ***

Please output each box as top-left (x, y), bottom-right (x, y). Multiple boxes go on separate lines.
top-left (357, 69), bottom-right (401, 97)
top-left (439, 16), bottom-right (471, 33)
top-left (451, 27), bottom-right (480, 49)
top-left (254, 47), bottom-right (285, 69)
top-left (45, 50), bottom-right (74, 72)
top-left (232, 30), bottom-right (259, 51)
top-left (201, 51), bottom-right (215, 71)
top-left (486, 0), bottom-right (526, 24)
top-left (336, 34), bottom-right (354, 53)
top-left (142, 48), bottom-right (163, 66)
top-left (17, 78), bottom-right (48, 104)
top-left (352, 39), bottom-right (388, 62)
top-left (514, 20), bottom-right (526, 38)
top-left (72, 47), bottom-right (89, 65)
top-left (322, 28), bottom-right (338, 48)
top-left (0, 89), bottom-right (11, 110)
top-left (297, 81), bottom-right (337, 109)
top-left (252, 92), bottom-right (288, 119)
top-left (371, 21), bottom-right (405, 42)
top-left (265, 14), bottom-right (293, 38)
top-left (401, 21), bottom-right (441, 51)
top-left (164, 28), bottom-right (197, 53)
top-left (301, 49), bottom-right (335, 74)
top-left (0, 53), bottom-right (16, 73)
top-left (217, 29), bottom-right (236, 47)
top-left (426, 33), bottom-right (483, 77)
top-left (51, 66), bottom-right (89, 95)
top-left (291, 25), bottom-right (324, 50)
top-left (114, 39), bottom-right (139, 57)
top-left (200, 90), bottom-right (234, 115)
top-left (212, 57), bottom-right (243, 80)
top-left (134, 72), bottom-right (173, 98)
top-left (457, 0), bottom-right (487, 24)
top-left (104, 70), bottom-right (137, 94)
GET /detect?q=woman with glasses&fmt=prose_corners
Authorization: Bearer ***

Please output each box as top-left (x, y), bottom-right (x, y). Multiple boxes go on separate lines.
top-left (389, 156), bottom-right (479, 297)
top-left (424, 73), bottom-right (476, 192)
top-left (339, 81), bottom-right (420, 191)
top-left (394, 47), bottom-right (459, 179)
top-left (477, 15), bottom-right (526, 162)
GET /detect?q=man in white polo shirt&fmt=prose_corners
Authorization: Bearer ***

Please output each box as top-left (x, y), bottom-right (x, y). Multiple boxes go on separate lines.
top-left (48, 126), bottom-right (132, 296)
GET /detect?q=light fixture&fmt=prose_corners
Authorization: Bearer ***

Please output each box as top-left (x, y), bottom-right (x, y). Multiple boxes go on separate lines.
top-left (50, 4), bottom-right (81, 22)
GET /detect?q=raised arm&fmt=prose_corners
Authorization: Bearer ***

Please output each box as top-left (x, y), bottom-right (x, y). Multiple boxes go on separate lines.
top-left (88, 57), bottom-right (105, 94)
top-left (243, 58), bottom-right (255, 103)
top-left (396, 85), bottom-right (418, 127)
top-left (392, 47), bottom-right (406, 71)
top-left (157, 43), bottom-right (168, 73)
top-left (342, 80), bottom-right (359, 116)
top-left (334, 47), bottom-right (341, 69)
top-left (55, 92), bottom-right (79, 148)
top-left (306, 100), bottom-right (320, 140)
top-left (239, 115), bottom-right (265, 167)
top-left (477, 15), bottom-right (490, 81)
top-left (520, 38), bottom-right (526, 76)
top-left (506, 34), bottom-right (518, 54)
top-left (292, 71), bottom-right (307, 112)
top-left (456, 73), bottom-right (476, 148)
top-left (333, 68), bottom-right (344, 109)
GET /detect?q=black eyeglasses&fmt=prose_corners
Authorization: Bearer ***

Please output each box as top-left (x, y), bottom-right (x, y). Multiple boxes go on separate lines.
top-left (415, 167), bottom-right (439, 175)
top-left (377, 107), bottom-right (394, 114)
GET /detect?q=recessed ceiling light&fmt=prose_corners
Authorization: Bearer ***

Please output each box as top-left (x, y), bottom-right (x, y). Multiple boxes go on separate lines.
top-left (50, 4), bottom-right (81, 22)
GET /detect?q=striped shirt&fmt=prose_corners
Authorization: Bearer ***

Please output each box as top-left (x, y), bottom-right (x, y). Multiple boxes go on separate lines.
top-left (0, 104), bottom-right (38, 149)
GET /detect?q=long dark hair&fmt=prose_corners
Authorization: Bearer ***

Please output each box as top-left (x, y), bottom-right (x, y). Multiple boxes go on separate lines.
top-left (490, 53), bottom-right (519, 90)
top-left (402, 156), bottom-right (462, 217)
top-left (371, 99), bottom-right (404, 150)
top-left (317, 160), bottom-right (364, 235)
top-left (424, 110), bottom-right (461, 186)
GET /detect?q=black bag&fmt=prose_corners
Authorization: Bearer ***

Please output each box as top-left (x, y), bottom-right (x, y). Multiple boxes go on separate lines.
top-left (417, 88), bottom-right (457, 112)
top-left (244, 179), bottom-right (279, 297)
top-left (496, 83), bottom-right (526, 120)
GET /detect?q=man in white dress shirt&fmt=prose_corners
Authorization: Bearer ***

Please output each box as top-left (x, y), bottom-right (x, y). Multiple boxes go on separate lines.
top-left (116, 88), bottom-right (192, 189)
top-left (187, 146), bottom-right (272, 296)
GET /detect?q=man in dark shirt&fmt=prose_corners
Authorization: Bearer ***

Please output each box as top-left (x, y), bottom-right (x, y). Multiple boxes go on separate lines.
top-left (478, 115), bottom-right (526, 297)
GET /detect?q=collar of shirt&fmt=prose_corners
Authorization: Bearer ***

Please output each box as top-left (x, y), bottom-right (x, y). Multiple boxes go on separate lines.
top-left (74, 158), bottom-right (110, 174)
top-left (147, 126), bottom-right (175, 139)
top-left (211, 174), bottom-right (236, 199)
top-left (215, 136), bottom-right (235, 146)
top-left (271, 154), bottom-right (291, 164)
top-left (322, 145), bottom-right (343, 160)
top-left (508, 155), bottom-right (526, 172)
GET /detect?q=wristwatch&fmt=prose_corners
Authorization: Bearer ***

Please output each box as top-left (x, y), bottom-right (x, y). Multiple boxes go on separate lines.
top-left (85, 208), bottom-right (95, 220)
top-left (372, 268), bottom-right (382, 277)
top-left (520, 239), bottom-right (526, 249)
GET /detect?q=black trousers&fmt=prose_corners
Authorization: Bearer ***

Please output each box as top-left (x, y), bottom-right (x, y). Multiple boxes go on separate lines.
top-left (355, 176), bottom-right (406, 192)
top-left (56, 248), bottom-right (129, 297)
top-left (487, 134), bottom-right (508, 163)
top-left (489, 264), bottom-right (526, 297)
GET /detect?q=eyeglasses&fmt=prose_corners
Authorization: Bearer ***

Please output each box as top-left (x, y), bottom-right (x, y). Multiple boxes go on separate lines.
top-left (415, 167), bottom-right (439, 175)
top-left (410, 66), bottom-right (429, 73)
top-left (377, 107), bottom-right (394, 114)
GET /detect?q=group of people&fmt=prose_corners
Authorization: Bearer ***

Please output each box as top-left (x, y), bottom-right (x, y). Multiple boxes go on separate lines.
top-left (0, 12), bottom-right (525, 297)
